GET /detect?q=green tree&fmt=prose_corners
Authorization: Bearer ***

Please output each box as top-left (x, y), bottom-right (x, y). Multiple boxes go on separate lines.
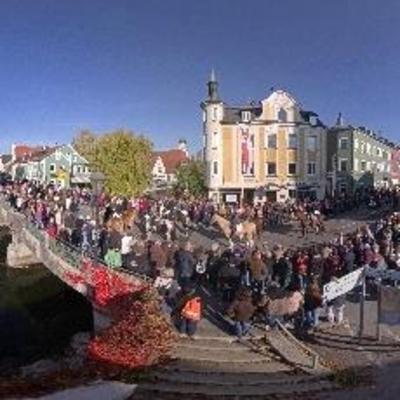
top-left (175, 160), bottom-right (206, 197)
top-left (72, 130), bottom-right (98, 163)
top-left (96, 130), bottom-right (152, 196)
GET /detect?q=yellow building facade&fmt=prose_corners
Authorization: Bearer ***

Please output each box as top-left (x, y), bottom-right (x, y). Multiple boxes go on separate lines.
top-left (201, 72), bottom-right (327, 203)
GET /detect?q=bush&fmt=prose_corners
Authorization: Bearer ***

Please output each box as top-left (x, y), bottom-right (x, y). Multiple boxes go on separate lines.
top-left (88, 290), bottom-right (176, 369)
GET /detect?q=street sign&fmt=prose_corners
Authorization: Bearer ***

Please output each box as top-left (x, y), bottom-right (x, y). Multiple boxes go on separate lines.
top-left (323, 267), bottom-right (365, 302)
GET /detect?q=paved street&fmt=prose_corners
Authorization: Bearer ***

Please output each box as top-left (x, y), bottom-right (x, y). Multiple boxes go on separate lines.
top-left (321, 360), bottom-right (400, 400)
top-left (188, 205), bottom-right (390, 252)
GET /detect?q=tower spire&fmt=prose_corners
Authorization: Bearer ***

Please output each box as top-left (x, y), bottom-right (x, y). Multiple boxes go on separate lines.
top-left (336, 112), bottom-right (344, 126)
top-left (210, 68), bottom-right (216, 82)
top-left (207, 68), bottom-right (220, 102)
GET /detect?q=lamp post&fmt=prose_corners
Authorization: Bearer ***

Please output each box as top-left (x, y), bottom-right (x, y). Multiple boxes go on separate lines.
top-left (90, 170), bottom-right (106, 264)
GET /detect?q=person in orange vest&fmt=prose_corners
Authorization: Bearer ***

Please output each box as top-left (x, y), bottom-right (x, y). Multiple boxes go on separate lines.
top-left (178, 290), bottom-right (202, 338)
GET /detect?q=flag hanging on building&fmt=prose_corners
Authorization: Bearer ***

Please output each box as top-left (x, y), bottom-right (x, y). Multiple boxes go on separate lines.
top-left (379, 286), bottom-right (400, 326)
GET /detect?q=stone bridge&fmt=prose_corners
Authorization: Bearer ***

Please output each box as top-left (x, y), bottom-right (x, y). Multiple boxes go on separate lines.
top-left (0, 200), bottom-right (151, 332)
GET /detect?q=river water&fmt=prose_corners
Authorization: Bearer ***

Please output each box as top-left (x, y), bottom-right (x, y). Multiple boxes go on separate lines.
top-left (0, 228), bottom-right (93, 373)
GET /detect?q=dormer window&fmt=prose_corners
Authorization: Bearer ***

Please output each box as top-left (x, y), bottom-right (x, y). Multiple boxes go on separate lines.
top-left (277, 108), bottom-right (287, 122)
top-left (242, 111), bottom-right (251, 122)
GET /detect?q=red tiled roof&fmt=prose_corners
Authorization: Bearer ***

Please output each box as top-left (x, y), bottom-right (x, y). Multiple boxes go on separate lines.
top-left (13, 145), bottom-right (54, 162)
top-left (153, 149), bottom-right (188, 174)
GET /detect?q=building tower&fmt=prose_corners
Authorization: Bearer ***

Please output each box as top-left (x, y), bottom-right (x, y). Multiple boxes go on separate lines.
top-left (201, 69), bottom-right (224, 202)
top-left (177, 139), bottom-right (189, 156)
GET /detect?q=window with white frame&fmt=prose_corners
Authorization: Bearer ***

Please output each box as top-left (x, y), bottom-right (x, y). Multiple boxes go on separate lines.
top-left (307, 162), bottom-right (316, 175)
top-left (361, 142), bottom-right (366, 154)
top-left (213, 161), bottom-right (218, 175)
top-left (267, 134), bottom-right (277, 149)
top-left (339, 137), bottom-right (349, 150)
top-left (277, 108), bottom-right (287, 122)
top-left (306, 136), bottom-right (317, 151)
top-left (212, 131), bottom-right (218, 148)
top-left (212, 107), bottom-right (218, 121)
top-left (361, 161), bottom-right (367, 171)
top-left (288, 163), bottom-right (297, 175)
top-left (49, 163), bottom-right (56, 173)
top-left (288, 134), bottom-right (297, 149)
top-left (354, 158), bottom-right (359, 172)
top-left (242, 111), bottom-right (251, 122)
top-left (339, 158), bottom-right (348, 172)
top-left (266, 162), bottom-right (277, 176)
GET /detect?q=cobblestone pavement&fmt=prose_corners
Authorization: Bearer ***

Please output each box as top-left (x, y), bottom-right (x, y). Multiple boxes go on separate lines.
top-left (188, 206), bottom-right (389, 252)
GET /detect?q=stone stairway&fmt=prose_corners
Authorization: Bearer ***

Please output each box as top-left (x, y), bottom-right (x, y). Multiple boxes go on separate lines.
top-left (131, 283), bottom-right (335, 399)
top-left (132, 334), bottom-right (336, 399)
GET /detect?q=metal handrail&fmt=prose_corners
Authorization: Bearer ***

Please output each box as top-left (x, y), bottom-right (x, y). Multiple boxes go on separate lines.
top-left (0, 197), bottom-right (153, 283)
top-left (275, 319), bottom-right (320, 369)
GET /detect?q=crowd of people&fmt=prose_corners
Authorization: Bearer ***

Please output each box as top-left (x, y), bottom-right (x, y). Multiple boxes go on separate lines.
top-left (1, 179), bottom-right (400, 339)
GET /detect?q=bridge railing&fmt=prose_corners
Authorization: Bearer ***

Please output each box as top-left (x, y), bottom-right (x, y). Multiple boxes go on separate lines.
top-left (0, 196), bottom-right (152, 284)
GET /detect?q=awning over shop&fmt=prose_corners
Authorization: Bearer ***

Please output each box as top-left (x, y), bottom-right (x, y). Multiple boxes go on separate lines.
top-left (71, 176), bottom-right (91, 184)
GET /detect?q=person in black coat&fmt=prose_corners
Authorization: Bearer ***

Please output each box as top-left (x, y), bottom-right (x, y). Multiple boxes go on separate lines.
top-left (272, 246), bottom-right (293, 290)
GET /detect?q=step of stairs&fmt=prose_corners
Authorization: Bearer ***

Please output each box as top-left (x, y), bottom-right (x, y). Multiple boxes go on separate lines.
top-left (134, 378), bottom-right (335, 398)
top-left (160, 358), bottom-right (293, 374)
top-left (131, 334), bottom-right (336, 399)
top-left (173, 341), bottom-right (272, 364)
top-left (148, 369), bottom-right (320, 386)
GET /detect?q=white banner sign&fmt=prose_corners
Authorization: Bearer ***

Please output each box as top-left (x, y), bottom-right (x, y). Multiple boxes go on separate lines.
top-left (323, 267), bottom-right (365, 302)
top-left (225, 194), bottom-right (238, 203)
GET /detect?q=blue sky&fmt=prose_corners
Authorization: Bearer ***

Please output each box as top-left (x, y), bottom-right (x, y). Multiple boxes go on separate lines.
top-left (0, 0), bottom-right (399, 153)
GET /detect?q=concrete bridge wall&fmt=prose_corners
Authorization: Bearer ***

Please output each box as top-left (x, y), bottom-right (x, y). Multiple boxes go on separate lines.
top-left (0, 201), bottom-right (149, 333)
top-left (6, 240), bottom-right (40, 268)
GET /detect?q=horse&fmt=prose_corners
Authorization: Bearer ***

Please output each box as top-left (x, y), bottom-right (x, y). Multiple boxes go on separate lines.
top-left (106, 215), bottom-right (124, 233)
top-left (121, 208), bottom-right (138, 231)
top-left (210, 214), bottom-right (258, 246)
top-left (105, 207), bottom-right (137, 233)
top-left (210, 214), bottom-right (232, 240)
top-left (236, 220), bottom-right (258, 245)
